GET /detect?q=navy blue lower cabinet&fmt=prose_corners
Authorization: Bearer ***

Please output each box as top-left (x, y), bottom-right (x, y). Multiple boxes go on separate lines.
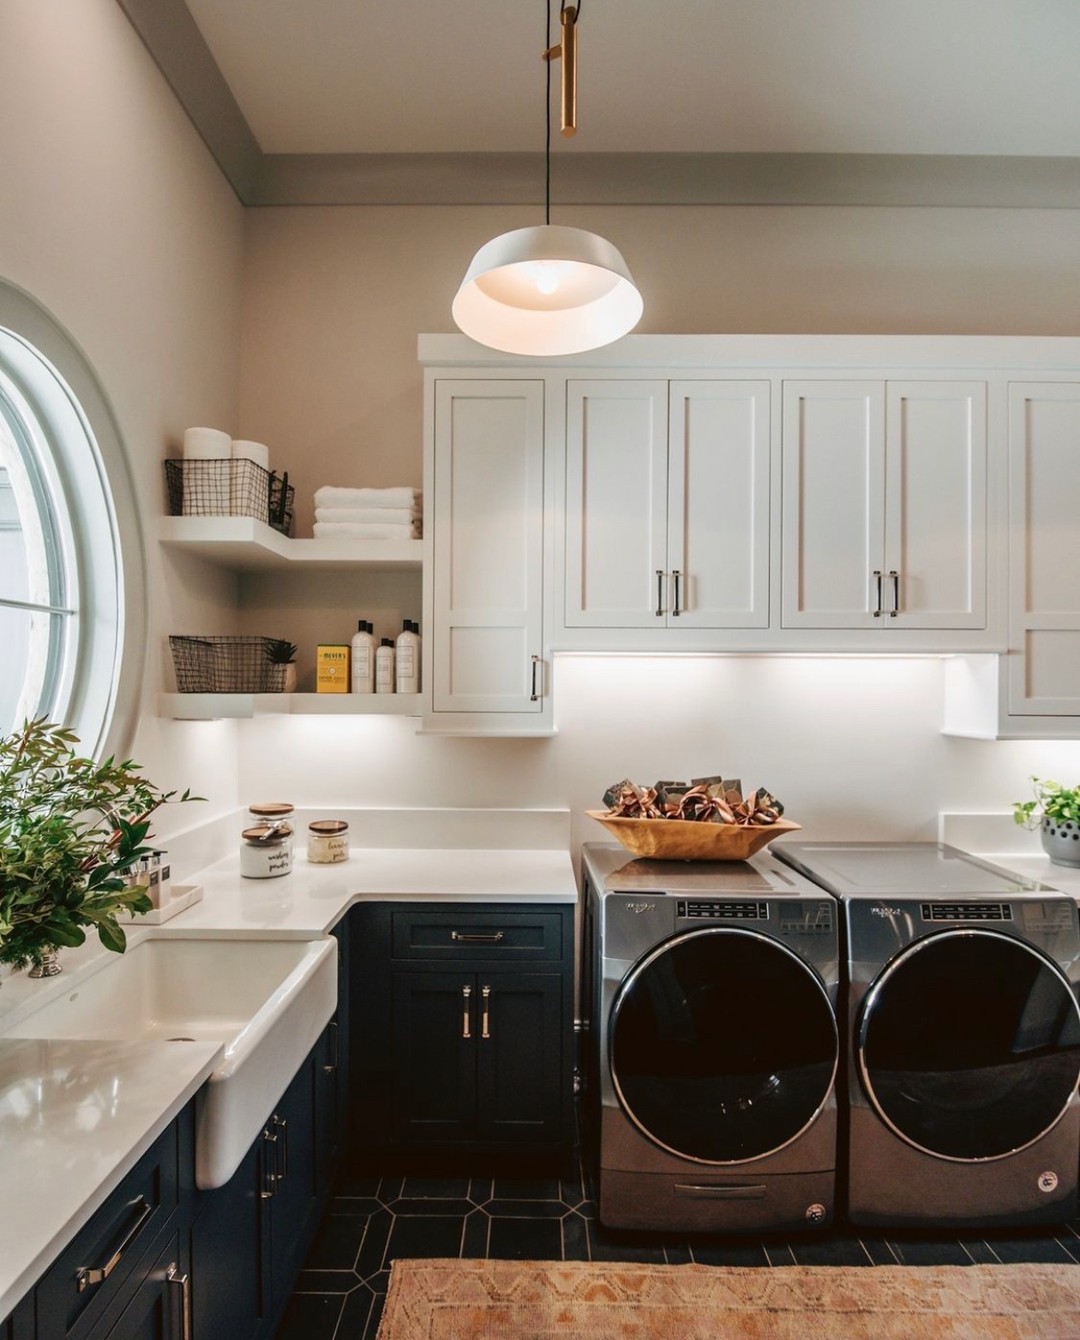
top-left (190, 1026), bottom-right (336, 1340)
top-left (89, 1229), bottom-right (190, 1340)
top-left (2, 1295), bottom-right (33, 1340)
top-left (350, 902), bottom-right (574, 1158)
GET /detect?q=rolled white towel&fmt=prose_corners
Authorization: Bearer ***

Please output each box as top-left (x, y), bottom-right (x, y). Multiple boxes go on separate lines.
top-left (230, 440), bottom-right (270, 519)
top-left (231, 439), bottom-right (269, 470)
top-left (313, 521), bottom-right (420, 540)
top-left (314, 486), bottom-right (420, 510)
top-left (314, 506), bottom-right (418, 525)
top-left (181, 427), bottom-right (231, 515)
top-left (183, 426), bottom-right (231, 459)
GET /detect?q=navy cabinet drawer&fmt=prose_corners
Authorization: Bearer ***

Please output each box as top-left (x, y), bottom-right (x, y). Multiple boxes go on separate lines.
top-left (36, 1122), bottom-right (179, 1340)
top-left (391, 909), bottom-right (564, 962)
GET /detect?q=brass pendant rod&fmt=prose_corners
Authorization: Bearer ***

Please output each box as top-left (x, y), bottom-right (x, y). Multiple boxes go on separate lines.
top-left (542, 4), bottom-right (578, 138)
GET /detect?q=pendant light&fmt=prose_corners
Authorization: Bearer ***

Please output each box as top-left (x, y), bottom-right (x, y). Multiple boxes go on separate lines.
top-left (452, 0), bottom-right (643, 356)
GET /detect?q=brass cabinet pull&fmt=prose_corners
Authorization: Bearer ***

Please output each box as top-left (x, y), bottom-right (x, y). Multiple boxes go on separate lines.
top-left (872, 569), bottom-right (883, 616)
top-left (655, 569), bottom-right (665, 617)
top-left (451, 931), bottom-right (504, 944)
top-left (166, 1264), bottom-right (192, 1340)
top-left (481, 984), bottom-right (492, 1039)
top-left (76, 1195), bottom-right (153, 1291)
top-left (462, 984), bottom-right (472, 1039)
top-left (261, 1128), bottom-right (278, 1199)
top-left (274, 1114), bottom-right (288, 1181)
top-left (530, 654), bottom-right (541, 702)
top-left (889, 570), bottom-right (899, 616)
top-left (672, 569), bottom-right (682, 616)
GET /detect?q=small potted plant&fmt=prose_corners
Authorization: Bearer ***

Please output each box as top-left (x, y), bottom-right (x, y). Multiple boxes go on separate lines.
top-left (1013, 776), bottom-right (1080, 868)
top-left (265, 639), bottom-right (298, 693)
top-left (0, 718), bottom-right (199, 977)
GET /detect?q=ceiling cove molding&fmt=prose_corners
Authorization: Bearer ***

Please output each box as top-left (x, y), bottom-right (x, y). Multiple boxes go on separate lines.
top-left (116, 1), bottom-right (1080, 210)
top-left (252, 152), bottom-right (1080, 209)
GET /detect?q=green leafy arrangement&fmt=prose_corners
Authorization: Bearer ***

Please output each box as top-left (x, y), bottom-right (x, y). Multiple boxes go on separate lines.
top-left (0, 719), bottom-right (200, 971)
top-left (1013, 776), bottom-right (1080, 830)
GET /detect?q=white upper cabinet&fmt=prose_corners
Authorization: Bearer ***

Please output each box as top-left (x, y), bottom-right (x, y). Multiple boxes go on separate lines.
top-left (781, 379), bottom-right (987, 632)
top-left (563, 379), bottom-right (770, 639)
top-left (424, 379), bottom-right (551, 732)
top-left (1007, 383), bottom-right (1080, 716)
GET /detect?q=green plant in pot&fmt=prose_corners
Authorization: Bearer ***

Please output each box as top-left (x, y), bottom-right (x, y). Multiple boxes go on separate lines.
top-left (265, 639), bottom-right (298, 693)
top-left (1013, 776), bottom-right (1080, 868)
top-left (0, 718), bottom-right (199, 977)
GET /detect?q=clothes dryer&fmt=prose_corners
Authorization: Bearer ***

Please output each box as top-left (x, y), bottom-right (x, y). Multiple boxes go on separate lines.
top-left (582, 842), bottom-right (841, 1233)
top-left (778, 842), bottom-right (1080, 1228)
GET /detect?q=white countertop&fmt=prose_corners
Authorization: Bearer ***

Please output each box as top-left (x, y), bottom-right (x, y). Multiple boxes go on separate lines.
top-left (0, 1036), bottom-right (221, 1320)
top-left (0, 817), bottom-right (575, 1321)
top-left (171, 845), bottom-right (577, 937)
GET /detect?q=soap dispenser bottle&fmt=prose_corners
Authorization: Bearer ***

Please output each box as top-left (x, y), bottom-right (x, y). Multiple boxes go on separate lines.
top-left (395, 618), bottom-right (420, 694)
top-left (375, 637), bottom-right (396, 693)
top-left (351, 619), bottom-right (375, 693)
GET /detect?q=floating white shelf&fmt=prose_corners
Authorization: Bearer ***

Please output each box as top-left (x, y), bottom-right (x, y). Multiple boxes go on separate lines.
top-left (158, 692), bottom-right (422, 720)
top-left (159, 515), bottom-right (423, 573)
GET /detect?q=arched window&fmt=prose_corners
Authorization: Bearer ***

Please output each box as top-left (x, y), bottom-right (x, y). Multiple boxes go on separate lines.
top-left (0, 283), bottom-right (144, 757)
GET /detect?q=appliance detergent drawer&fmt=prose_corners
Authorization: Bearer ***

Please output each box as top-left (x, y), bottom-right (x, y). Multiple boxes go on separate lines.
top-left (391, 908), bottom-right (564, 962)
top-left (36, 1120), bottom-right (179, 1340)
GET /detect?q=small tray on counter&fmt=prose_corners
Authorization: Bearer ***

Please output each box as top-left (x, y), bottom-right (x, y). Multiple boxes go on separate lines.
top-left (585, 811), bottom-right (802, 861)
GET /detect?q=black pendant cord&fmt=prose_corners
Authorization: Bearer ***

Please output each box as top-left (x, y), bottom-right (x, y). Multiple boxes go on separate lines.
top-left (545, 0), bottom-right (552, 225)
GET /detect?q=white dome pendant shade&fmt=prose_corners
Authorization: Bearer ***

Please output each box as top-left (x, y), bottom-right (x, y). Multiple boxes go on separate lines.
top-left (452, 224), bottom-right (643, 356)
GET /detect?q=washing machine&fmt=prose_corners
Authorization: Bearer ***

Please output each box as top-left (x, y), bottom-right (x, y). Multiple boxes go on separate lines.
top-left (581, 842), bottom-right (841, 1234)
top-left (777, 841), bottom-right (1080, 1228)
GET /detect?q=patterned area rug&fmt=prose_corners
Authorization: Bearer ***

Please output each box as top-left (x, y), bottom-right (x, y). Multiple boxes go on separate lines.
top-left (375, 1258), bottom-right (1080, 1339)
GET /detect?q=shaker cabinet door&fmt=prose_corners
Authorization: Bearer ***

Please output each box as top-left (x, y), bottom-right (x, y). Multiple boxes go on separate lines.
top-left (781, 380), bottom-right (886, 628)
top-left (564, 379), bottom-right (669, 628)
top-left (1007, 382), bottom-right (1080, 715)
top-left (884, 381), bottom-right (986, 629)
top-left (430, 379), bottom-right (546, 715)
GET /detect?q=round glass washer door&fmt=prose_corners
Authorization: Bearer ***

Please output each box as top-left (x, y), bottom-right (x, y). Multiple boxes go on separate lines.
top-left (610, 927), bottom-right (838, 1164)
top-left (858, 929), bottom-right (1080, 1161)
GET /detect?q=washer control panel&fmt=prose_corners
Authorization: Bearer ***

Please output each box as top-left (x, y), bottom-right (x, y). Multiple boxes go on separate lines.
top-left (678, 900), bottom-right (768, 920)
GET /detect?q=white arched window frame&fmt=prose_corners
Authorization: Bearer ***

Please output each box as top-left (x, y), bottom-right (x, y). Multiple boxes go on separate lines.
top-left (0, 282), bottom-right (145, 759)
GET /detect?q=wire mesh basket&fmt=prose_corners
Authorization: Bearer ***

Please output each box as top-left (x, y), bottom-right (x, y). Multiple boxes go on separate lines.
top-left (164, 459), bottom-right (294, 536)
top-left (169, 635), bottom-right (289, 693)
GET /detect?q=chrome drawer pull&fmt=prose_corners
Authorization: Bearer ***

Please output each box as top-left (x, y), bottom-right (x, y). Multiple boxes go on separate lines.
top-left (323, 1019), bottom-right (338, 1074)
top-left (451, 931), bottom-right (504, 944)
top-left (76, 1195), bottom-right (153, 1291)
top-left (261, 1128), bottom-right (278, 1199)
top-left (655, 569), bottom-right (665, 617)
top-left (481, 984), bottom-right (492, 1039)
top-left (166, 1264), bottom-right (192, 1340)
top-left (872, 569), bottom-right (883, 616)
top-left (674, 1183), bottom-right (767, 1200)
top-left (462, 984), bottom-right (472, 1039)
top-left (530, 653), bottom-right (541, 702)
top-left (672, 569), bottom-right (682, 616)
top-left (889, 569), bottom-right (899, 616)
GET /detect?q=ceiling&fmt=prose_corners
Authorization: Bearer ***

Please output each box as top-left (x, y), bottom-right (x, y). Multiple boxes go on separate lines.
top-left (180, 0), bottom-right (1080, 157)
top-left (117, 0), bottom-right (1080, 206)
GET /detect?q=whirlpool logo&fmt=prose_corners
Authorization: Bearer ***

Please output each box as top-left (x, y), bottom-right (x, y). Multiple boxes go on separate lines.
top-left (625, 901), bottom-right (656, 915)
top-left (871, 905), bottom-right (903, 918)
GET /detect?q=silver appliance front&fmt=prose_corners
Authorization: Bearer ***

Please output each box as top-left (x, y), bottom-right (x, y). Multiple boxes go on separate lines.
top-left (583, 843), bottom-right (841, 1234)
top-left (778, 841), bottom-right (1080, 1228)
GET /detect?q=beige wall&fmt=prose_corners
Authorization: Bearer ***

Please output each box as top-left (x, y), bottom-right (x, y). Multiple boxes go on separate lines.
top-left (0, 0), bottom-right (246, 827)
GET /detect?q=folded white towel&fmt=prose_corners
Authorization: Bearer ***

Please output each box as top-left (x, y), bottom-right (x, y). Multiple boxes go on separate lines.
top-left (314, 486), bottom-right (421, 510)
top-left (315, 506), bottom-right (419, 525)
top-left (183, 426), bottom-right (231, 459)
top-left (313, 521), bottom-right (420, 540)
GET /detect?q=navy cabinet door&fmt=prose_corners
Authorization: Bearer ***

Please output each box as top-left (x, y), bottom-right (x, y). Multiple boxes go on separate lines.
top-left (391, 972), bottom-right (478, 1141)
top-left (267, 1053), bottom-right (320, 1301)
top-left (476, 972), bottom-right (564, 1144)
top-left (190, 1135), bottom-right (267, 1340)
top-left (95, 1231), bottom-right (187, 1340)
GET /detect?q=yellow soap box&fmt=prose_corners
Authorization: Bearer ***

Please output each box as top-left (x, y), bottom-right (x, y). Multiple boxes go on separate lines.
top-left (316, 644), bottom-right (350, 693)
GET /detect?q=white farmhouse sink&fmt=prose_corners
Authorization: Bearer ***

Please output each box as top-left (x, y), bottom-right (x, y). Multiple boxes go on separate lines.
top-left (7, 936), bottom-right (337, 1189)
